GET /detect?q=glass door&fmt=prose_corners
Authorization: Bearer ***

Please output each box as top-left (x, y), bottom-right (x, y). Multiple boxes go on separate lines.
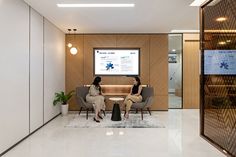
top-left (168, 34), bottom-right (183, 109)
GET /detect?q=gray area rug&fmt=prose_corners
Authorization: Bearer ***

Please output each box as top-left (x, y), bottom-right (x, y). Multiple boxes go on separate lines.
top-left (65, 113), bottom-right (165, 128)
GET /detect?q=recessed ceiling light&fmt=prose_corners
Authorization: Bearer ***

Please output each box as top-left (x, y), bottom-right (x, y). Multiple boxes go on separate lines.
top-left (57, 4), bottom-right (135, 8)
top-left (171, 30), bottom-right (200, 33)
top-left (190, 0), bottom-right (207, 6)
top-left (226, 40), bottom-right (231, 43)
top-left (216, 17), bottom-right (227, 22)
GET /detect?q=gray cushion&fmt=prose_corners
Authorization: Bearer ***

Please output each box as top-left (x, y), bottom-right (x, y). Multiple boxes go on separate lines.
top-left (131, 87), bottom-right (154, 109)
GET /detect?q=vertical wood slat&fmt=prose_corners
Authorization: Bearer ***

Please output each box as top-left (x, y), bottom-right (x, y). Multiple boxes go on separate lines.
top-left (150, 35), bottom-right (168, 110)
top-left (183, 34), bottom-right (200, 109)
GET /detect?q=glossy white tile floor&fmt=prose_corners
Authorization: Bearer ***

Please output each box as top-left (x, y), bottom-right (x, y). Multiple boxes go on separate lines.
top-left (3, 110), bottom-right (225, 157)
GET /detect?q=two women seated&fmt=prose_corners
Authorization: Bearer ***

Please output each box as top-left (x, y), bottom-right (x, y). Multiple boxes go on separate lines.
top-left (86, 76), bottom-right (142, 123)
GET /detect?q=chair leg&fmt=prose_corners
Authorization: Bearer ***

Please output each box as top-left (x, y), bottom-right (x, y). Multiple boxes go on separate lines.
top-left (86, 109), bottom-right (89, 120)
top-left (79, 107), bottom-right (83, 115)
top-left (135, 109), bottom-right (138, 114)
top-left (141, 109), bottom-right (143, 120)
top-left (147, 107), bottom-right (151, 115)
top-left (102, 110), bottom-right (106, 116)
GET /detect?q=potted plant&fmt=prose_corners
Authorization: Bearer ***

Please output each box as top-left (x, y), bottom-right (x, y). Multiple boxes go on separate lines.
top-left (53, 90), bottom-right (74, 116)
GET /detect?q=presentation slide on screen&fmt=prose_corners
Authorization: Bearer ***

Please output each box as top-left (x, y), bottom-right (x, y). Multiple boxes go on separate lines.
top-left (94, 49), bottom-right (139, 75)
top-left (204, 50), bottom-right (236, 75)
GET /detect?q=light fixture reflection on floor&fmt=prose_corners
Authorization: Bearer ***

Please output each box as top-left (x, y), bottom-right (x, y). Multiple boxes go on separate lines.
top-left (106, 131), bottom-right (114, 136)
top-left (119, 131), bottom-right (124, 135)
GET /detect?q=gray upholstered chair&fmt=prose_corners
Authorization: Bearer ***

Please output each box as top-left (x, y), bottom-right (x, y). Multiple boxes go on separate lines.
top-left (76, 86), bottom-right (106, 119)
top-left (129, 87), bottom-right (154, 120)
top-left (76, 87), bottom-right (94, 119)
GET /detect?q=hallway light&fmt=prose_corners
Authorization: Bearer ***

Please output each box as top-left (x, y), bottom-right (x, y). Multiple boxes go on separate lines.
top-left (190, 0), bottom-right (207, 6)
top-left (218, 41), bottom-right (226, 45)
top-left (171, 30), bottom-right (199, 33)
top-left (216, 17), bottom-right (227, 22)
top-left (57, 4), bottom-right (135, 8)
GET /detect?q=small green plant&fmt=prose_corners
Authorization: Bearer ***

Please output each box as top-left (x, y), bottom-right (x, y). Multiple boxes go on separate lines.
top-left (53, 90), bottom-right (75, 106)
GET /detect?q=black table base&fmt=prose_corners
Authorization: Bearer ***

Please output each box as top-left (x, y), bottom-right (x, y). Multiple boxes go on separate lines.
top-left (111, 103), bottom-right (121, 121)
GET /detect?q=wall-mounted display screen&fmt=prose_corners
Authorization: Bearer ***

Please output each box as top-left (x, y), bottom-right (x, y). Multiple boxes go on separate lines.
top-left (204, 50), bottom-right (236, 75)
top-left (94, 48), bottom-right (140, 76)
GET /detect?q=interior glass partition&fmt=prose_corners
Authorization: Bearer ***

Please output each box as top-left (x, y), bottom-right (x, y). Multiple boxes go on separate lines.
top-left (200, 0), bottom-right (236, 156)
top-left (168, 34), bottom-right (183, 109)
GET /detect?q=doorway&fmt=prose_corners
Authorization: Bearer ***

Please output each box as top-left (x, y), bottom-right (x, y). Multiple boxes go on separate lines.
top-left (168, 34), bottom-right (183, 109)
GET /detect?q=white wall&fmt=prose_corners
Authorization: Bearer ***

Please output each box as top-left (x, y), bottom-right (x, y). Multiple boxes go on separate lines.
top-left (0, 0), bottom-right (65, 154)
top-left (29, 8), bottom-right (44, 133)
top-left (0, 0), bottom-right (29, 153)
top-left (43, 19), bottom-right (65, 123)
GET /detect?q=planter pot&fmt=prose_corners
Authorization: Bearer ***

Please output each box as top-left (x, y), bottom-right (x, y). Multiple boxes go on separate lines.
top-left (61, 104), bottom-right (69, 116)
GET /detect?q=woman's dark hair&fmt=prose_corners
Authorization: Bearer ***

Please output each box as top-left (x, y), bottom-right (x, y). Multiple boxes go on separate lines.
top-left (92, 76), bottom-right (101, 87)
top-left (134, 76), bottom-right (141, 86)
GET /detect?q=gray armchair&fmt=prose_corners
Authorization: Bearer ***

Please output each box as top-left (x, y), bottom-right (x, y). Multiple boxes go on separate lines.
top-left (130, 87), bottom-right (154, 120)
top-left (76, 86), bottom-right (106, 119)
top-left (76, 87), bottom-right (94, 119)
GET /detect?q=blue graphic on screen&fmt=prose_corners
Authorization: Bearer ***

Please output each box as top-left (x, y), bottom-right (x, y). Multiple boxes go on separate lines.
top-left (106, 62), bottom-right (114, 70)
top-left (204, 50), bottom-right (236, 75)
top-left (220, 61), bottom-right (229, 70)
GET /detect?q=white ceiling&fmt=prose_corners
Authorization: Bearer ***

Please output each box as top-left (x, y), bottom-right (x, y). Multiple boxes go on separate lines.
top-left (24, 0), bottom-right (199, 33)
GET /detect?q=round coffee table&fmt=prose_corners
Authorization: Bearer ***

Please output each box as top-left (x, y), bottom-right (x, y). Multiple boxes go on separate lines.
top-left (109, 97), bottom-right (124, 121)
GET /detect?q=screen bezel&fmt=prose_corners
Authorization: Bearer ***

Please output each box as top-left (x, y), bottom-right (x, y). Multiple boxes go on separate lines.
top-left (93, 48), bottom-right (140, 76)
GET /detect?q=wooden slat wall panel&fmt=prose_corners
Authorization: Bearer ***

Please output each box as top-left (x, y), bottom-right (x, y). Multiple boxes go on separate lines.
top-left (183, 34), bottom-right (200, 109)
top-left (150, 35), bottom-right (168, 110)
top-left (66, 35), bottom-right (84, 110)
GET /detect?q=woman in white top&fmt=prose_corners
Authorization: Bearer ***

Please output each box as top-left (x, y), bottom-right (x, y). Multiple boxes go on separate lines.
top-left (86, 76), bottom-right (105, 123)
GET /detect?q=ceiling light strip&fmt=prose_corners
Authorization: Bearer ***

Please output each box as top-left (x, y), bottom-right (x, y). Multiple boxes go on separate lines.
top-left (171, 30), bottom-right (200, 33)
top-left (190, 0), bottom-right (207, 6)
top-left (57, 4), bottom-right (135, 8)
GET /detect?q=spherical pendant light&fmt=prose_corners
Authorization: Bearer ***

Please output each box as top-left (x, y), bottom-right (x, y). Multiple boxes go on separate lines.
top-left (70, 47), bottom-right (78, 55)
top-left (67, 43), bottom-right (72, 48)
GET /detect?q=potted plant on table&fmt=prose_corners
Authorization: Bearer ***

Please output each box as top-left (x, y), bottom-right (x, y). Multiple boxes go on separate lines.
top-left (53, 90), bottom-right (75, 116)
